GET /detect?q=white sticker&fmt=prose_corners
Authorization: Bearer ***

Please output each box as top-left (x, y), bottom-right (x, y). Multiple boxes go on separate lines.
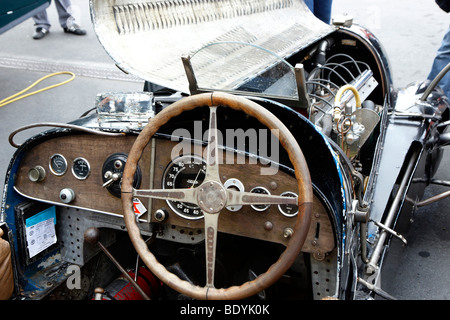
top-left (25, 209), bottom-right (57, 258)
top-left (133, 198), bottom-right (147, 218)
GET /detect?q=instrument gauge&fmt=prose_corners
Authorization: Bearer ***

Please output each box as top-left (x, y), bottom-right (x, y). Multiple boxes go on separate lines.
top-left (250, 186), bottom-right (271, 212)
top-left (162, 155), bottom-right (206, 220)
top-left (278, 191), bottom-right (298, 217)
top-left (72, 157), bottom-right (90, 180)
top-left (49, 154), bottom-right (67, 176)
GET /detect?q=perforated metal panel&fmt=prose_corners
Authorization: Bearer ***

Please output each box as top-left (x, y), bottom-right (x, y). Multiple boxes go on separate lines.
top-left (310, 249), bottom-right (338, 299)
top-left (57, 207), bottom-right (149, 266)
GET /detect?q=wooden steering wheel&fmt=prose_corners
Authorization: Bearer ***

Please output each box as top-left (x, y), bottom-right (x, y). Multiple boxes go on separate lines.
top-left (121, 92), bottom-right (313, 300)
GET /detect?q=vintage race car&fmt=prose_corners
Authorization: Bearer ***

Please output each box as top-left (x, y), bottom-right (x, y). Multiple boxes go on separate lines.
top-left (0, 0), bottom-right (449, 302)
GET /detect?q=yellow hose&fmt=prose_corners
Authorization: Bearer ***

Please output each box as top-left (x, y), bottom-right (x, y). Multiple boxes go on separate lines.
top-left (0, 71), bottom-right (75, 108)
top-left (334, 84), bottom-right (362, 108)
top-left (333, 84), bottom-right (361, 123)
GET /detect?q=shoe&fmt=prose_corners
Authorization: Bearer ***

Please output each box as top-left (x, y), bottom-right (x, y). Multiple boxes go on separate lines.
top-left (63, 25), bottom-right (86, 36)
top-left (32, 27), bottom-right (49, 40)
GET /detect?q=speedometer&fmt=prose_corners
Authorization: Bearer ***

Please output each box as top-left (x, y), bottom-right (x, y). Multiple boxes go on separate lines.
top-left (162, 154), bottom-right (206, 220)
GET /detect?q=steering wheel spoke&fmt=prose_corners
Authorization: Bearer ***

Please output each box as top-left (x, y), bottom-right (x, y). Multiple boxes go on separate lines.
top-left (226, 189), bottom-right (298, 207)
top-left (203, 106), bottom-right (221, 182)
top-left (133, 187), bottom-right (197, 203)
top-left (203, 212), bottom-right (219, 288)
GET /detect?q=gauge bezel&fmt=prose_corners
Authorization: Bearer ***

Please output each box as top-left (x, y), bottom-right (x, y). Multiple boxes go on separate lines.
top-left (278, 191), bottom-right (298, 217)
top-left (49, 154), bottom-right (68, 176)
top-left (162, 154), bottom-right (206, 220)
top-left (72, 157), bottom-right (91, 180)
top-left (224, 178), bottom-right (245, 212)
top-left (250, 186), bottom-right (271, 212)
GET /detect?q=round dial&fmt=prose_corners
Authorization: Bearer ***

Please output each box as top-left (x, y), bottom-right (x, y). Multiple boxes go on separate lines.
top-left (72, 157), bottom-right (90, 180)
top-left (162, 155), bottom-right (206, 220)
top-left (49, 154), bottom-right (67, 176)
top-left (278, 191), bottom-right (298, 217)
top-left (250, 186), bottom-right (271, 212)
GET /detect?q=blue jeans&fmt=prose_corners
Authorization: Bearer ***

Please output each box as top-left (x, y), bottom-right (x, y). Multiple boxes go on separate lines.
top-left (304, 0), bottom-right (333, 24)
top-left (428, 26), bottom-right (450, 98)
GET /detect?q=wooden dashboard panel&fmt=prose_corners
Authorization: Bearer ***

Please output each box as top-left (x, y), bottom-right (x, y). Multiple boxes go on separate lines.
top-left (15, 134), bottom-right (150, 215)
top-left (14, 133), bottom-right (334, 255)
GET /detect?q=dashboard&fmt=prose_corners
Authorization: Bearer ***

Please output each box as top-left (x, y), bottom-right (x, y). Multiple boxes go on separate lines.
top-left (13, 132), bottom-right (334, 256)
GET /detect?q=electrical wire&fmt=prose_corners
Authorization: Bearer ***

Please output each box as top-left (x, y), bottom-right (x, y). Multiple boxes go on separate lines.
top-left (8, 122), bottom-right (125, 148)
top-left (1, 71), bottom-right (126, 148)
top-left (0, 71), bottom-right (75, 108)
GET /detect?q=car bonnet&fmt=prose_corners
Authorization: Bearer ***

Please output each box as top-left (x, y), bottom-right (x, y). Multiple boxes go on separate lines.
top-left (90, 0), bottom-right (335, 94)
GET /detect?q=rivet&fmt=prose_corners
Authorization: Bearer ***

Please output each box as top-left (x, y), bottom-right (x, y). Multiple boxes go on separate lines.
top-left (264, 221), bottom-right (273, 231)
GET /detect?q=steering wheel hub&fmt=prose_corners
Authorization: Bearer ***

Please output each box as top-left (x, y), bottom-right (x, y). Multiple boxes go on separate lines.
top-left (197, 180), bottom-right (227, 214)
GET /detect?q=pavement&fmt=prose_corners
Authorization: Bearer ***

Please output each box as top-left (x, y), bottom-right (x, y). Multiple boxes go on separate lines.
top-left (0, 0), bottom-right (449, 300)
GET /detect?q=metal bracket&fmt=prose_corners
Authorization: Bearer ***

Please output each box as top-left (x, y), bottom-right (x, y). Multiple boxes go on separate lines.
top-left (370, 219), bottom-right (407, 245)
top-left (294, 63), bottom-right (311, 110)
top-left (357, 277), bottom-right (397, 300)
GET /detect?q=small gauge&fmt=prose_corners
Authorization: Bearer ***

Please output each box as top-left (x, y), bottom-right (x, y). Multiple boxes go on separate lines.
top-left (49, 154), bottom-right (67, 176)
top-left (278, 191), bottom-right (298, 217)
top-left (162, 154), bottom-right (206, 220)
top-left (250, 186), bottom-right (271, 212)
top-left (224, 178), bottom-right (245, 212)
top-left (72, 157), bottom-right (90, 180)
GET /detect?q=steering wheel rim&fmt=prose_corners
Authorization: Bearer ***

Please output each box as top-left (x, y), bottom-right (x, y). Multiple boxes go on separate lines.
top-left (121, 92), bottom-right (313, 300)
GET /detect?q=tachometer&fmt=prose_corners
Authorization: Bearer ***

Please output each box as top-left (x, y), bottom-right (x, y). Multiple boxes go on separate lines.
top-left (162, 155), bottom-right (206, 220)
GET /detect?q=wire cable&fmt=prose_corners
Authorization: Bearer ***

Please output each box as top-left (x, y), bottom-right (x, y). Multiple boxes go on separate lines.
top-left (8, 122), bottom-right (125, 148)
top-left (0, 71), bottom-right (75, 108)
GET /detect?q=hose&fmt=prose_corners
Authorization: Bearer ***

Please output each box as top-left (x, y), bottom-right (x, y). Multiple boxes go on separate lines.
top-left (0, 71), bottom-right (75, 108)
top-left (333, 84), bottom-right (361, 123)
top-left (420, 62), bottom-right (450, 101)
top-left (334, 84), bottom-right (362, 108)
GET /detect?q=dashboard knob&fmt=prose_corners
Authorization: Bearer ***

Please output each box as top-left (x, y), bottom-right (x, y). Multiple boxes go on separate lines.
top-left (60, 188), bottom-right (76, 204)
top-left (154, 209), bottom-right (168, 222)
top-left (283, 227), bottom-right (294, 239)
top-left (28, 166), bottom-right (46, 182)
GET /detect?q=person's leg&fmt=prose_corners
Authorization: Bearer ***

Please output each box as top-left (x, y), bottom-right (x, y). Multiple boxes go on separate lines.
top-left (32, 9), bottom-right (51, 39)
top-left (54, 0), bottom-right (74, 28)
top-left (55, 0), bottom-right (86, 34)
top-left (33, 9), bottom-right (51, 29)
top-left (304, 0), bottom-right (314, 13)
top-left (428, 26), bottom-right (450, 98)
top-left (312, 0), bottom-right (333, 24)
